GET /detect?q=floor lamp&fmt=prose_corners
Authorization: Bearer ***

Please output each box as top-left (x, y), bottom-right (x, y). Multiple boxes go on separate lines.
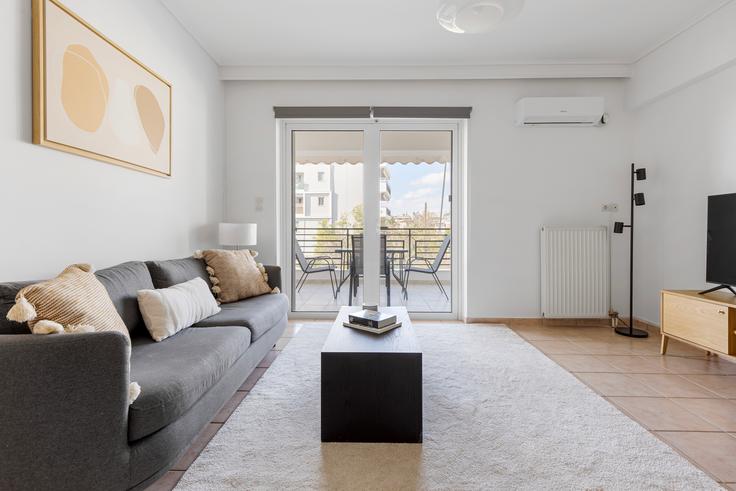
top-left (613, 163), bottom-right (649, 338)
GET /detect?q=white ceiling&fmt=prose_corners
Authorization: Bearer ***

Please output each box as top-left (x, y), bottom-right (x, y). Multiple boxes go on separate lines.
top-left (161, 0), bottom-right (729, 67)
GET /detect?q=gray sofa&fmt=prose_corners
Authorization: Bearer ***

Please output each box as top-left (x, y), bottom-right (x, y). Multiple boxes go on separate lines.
top-left (0, 257), bottom-right (289, 491)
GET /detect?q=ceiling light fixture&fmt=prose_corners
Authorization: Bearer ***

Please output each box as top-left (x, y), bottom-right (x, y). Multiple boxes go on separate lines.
top-left (436, 0), bottom-right (524, 34)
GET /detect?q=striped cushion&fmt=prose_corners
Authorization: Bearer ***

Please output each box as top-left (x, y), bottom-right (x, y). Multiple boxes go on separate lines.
top-left (11, 264), bottom-right (129, 339)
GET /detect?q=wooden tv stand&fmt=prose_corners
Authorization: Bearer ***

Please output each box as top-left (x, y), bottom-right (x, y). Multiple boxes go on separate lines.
top-left (660, 290), bottom-right (736, 356)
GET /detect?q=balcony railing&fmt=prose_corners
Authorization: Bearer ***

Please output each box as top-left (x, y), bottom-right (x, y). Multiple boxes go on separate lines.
top-left (294, 226), bottom-right (451, 272)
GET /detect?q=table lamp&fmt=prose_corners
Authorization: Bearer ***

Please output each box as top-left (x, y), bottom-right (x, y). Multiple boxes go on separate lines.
top-left (219, 223), bottom-right (257, 250)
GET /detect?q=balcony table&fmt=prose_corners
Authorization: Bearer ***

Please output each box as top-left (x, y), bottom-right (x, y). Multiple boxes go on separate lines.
top-left (334, 248), bottom-right (408, 294)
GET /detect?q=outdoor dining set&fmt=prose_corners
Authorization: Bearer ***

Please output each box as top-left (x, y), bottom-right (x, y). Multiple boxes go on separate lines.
top-left (295, 234), bottom-right (451, 305)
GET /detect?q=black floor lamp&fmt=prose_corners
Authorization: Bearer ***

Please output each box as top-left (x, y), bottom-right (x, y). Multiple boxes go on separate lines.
top-left (613, 163), bottom-right (649, 338)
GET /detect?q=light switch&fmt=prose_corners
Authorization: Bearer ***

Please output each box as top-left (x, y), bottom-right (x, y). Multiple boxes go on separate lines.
top-left (255, 196), bottom-right (264, 212)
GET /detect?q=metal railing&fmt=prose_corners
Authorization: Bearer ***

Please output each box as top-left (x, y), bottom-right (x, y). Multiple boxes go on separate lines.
top-left (294, 226), bottom-right (451, 272)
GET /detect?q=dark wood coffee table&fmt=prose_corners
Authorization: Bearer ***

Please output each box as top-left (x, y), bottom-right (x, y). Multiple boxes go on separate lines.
top-left (321, 306), bottom-right (422, 443)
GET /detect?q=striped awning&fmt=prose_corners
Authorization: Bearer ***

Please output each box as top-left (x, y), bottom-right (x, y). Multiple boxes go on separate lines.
top-left (293, 131), bottom-right (451, 165)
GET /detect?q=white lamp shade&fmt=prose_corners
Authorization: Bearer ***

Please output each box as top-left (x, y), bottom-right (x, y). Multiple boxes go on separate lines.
top-left (219, 223), bottom-right (257, 247)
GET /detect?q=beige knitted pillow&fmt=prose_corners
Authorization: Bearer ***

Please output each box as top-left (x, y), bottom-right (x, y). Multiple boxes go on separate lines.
top-left (195, 250), bottom-right (278, 304)
top-left (6, 263), bottom-right (129, 339)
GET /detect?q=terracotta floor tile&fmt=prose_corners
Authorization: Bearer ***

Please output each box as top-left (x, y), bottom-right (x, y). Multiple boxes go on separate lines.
top-left (626, 341), bottom-right (668, 356)
top-left (671, 399), bottom-right (736, 432)
top-left (685, 375), bottom-right (736, 398)
top-left (212, 391), bottom-right (248, 424)
top-left (239, 367), bottom-right (267, 391)
top-left (529, 339), bottom-right (587, 354)
top-left (541, 319), bottom-right (575, 327)
top-left (546, 354), bottom-right (618, 372)
top-left (146, 471), bottom-right (184, 491)
top-left (171, 423), bottom-right (222, 471)
top-left (567, 340), bottom-right (638, 355)
top-left (569, 333), bottom-right (620, 343)
top-left (628, 373), bottom-right (720, 398)
top-left (512, 327), bottom-right (563, 341)
top-left (575, 372), bottom-right (661, 396)
top-left (608, 397), bottom-right (717, 431)
top-left (595, 355), bottom-right (671, 373)
top-left (661, 356), bottom-right (736, 375)
top-left (659, 339), bottom-right (712, 357)
top-left (657, 431), bottom-right (736, 482)
top-left (257, 350), bottom-right (279, 368)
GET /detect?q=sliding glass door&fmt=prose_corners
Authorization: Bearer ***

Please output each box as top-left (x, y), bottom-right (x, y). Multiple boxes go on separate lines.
top-left (286, 122), bottom-right (458, 316)
top-left (378, 130), bottom-right (453, 313)
top-left (291, 130), bottom-right (365, 311)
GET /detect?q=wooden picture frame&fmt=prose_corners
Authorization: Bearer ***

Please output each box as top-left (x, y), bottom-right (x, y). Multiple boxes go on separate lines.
top-left (32, 0), bottom-right (172, 177)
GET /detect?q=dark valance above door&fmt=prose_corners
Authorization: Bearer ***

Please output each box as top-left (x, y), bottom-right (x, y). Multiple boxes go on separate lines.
top-left (273, 106), bottom-right (472, 119)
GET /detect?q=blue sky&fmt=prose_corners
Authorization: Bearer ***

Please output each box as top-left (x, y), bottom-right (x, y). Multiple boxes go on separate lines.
top-left (386, 163), bottom-right (451, 216)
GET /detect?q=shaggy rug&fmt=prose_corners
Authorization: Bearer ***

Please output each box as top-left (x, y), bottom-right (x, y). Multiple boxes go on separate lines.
top-left (176, 324), bottom-right (719, 490)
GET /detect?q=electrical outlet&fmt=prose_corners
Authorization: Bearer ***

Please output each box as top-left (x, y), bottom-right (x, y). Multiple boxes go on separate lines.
top-left (601, 203), bottom-right (619, 213)
top-left (255, 196), bottom-right (264, 212)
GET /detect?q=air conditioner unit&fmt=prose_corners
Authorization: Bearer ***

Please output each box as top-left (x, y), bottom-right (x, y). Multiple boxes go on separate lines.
top-left (516, 97), bottom-right (606, 127)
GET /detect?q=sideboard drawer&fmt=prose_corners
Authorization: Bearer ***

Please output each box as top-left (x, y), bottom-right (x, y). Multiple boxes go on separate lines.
top-left (662, 293), bottom-right (731, 354)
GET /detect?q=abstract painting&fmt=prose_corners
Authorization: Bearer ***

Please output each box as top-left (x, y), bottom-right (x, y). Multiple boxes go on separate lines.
top-left (33, 0), bottom-right (172, 176)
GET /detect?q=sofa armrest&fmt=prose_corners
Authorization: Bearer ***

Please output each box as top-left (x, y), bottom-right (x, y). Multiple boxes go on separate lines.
top-left (264, 265), bottom-right (282, 291)
top-left (0, 332), bottom-right (131, 490)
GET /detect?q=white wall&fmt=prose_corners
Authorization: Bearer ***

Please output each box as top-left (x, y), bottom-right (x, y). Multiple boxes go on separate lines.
top-left (627, 0), bottom-right (736, 109)
top-left (0, 0), bottom-right (225, 281)
top-left (224, 79), bottom-right (633, 319)
top-left (632, 63), bottom-right (736, 324)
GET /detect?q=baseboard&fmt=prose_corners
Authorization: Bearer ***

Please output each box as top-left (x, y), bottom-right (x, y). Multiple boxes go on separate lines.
top-left (464, 316), bottom-right (660, 332)
top-left (464, 317), bottom-right (609, 327)
top-left (632, 317), bottom-right (661, 334)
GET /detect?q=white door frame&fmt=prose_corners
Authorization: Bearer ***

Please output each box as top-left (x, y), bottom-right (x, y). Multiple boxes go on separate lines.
top-left (278, 118), bottom-right (466, 320)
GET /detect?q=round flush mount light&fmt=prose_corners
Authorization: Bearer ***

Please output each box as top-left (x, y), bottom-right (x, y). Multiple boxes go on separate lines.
top-left (436, 0), bottom-right (524, 34)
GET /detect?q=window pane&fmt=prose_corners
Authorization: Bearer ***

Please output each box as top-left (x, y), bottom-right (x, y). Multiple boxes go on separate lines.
top-left (292, 131), bottom-right (364, 311)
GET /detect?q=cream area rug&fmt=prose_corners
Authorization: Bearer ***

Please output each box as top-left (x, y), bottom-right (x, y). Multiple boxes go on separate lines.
top-left (176, 324), bottom-right (719, 490)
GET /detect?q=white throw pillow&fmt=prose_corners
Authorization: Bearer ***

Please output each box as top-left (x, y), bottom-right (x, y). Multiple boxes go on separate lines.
top-left (137, 277), bottom-right (220, 342)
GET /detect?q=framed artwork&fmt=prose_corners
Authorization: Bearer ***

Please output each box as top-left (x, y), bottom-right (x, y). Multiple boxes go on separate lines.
top-left (32, 0), bottom-right (172, 177)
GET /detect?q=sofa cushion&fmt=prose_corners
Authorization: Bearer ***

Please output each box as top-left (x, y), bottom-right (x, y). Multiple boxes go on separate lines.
top-left (193, 293), bottom-right (289, 340)
top-left (138, 278), bottom-right (220, 342)
top-left (0, 281), bottom-right (36, 334)
top-left (96, 262), bottom-right (154, 335)
top-left (146, 257), bottom-right (212, 290)
top-left (128, 326), bottom-right (251, 441)
top-left (197, 249), bottom-right (274, 303)
top-left (9, 264), bottom-right (129, 338)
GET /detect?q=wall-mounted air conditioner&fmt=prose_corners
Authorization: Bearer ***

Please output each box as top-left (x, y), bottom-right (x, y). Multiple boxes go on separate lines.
top-left (516, 97), bottom-right (606, 127)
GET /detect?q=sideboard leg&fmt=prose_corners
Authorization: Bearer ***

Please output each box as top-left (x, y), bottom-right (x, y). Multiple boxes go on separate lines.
top-left (660, 335), bottom-right (669, 355)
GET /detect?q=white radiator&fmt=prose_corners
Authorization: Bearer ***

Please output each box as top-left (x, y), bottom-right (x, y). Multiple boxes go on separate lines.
top-left (540, 226), bottom-right (610, 318)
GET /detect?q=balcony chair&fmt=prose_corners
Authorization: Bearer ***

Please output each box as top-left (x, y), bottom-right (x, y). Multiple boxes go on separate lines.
top-left (403, 234), bottom-right (451, 300)
top-left (349, 235), bottom-right (391, 306)
top-left (295, 241), bottom-right (337, 298)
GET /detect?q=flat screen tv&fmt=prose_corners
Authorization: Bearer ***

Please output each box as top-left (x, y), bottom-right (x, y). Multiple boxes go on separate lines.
top-left (703, 193), bottom-right (736, 295)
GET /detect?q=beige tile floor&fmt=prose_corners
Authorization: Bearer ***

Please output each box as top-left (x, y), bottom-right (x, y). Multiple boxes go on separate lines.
top-left (511, 320), bottom-right (736, 488)
top-left (148, 320), bottom-right (736, 490)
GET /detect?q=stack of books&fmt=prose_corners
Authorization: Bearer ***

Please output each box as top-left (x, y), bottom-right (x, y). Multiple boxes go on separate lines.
top-left (343, 309), bottom-right (401, 334)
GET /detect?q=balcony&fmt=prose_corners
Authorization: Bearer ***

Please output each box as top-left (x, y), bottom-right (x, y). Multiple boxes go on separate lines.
top-left (293, 226), bottom-right (451, 312)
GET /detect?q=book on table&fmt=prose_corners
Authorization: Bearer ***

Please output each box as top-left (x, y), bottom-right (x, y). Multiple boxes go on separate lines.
top-left (348, 309), bottom-right (397, 329)
top-left (343, 321), bottom-right (402, 334)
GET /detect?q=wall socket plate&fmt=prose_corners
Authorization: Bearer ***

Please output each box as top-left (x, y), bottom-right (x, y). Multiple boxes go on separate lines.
top-left (601, 203), bottom-right (619, 212)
